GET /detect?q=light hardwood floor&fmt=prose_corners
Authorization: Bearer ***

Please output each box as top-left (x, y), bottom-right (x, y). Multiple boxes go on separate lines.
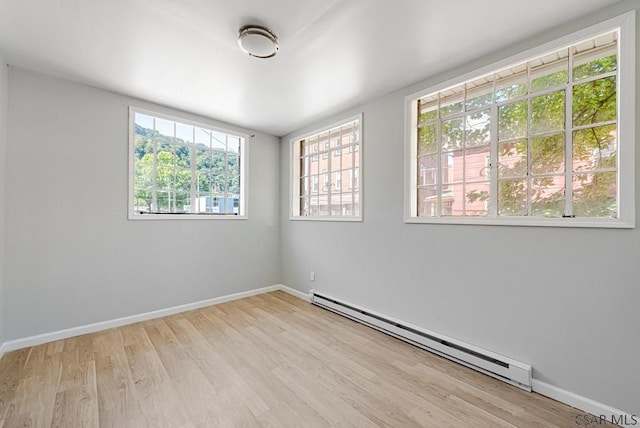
top-left (0, 291), bottom-right (610, 427)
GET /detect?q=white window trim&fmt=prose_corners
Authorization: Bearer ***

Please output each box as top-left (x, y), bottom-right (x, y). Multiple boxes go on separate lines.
top-left (128, 106), bottom-right (249, 220)
top-left (404, 12), bottom-right (635, 228)
top-left (290, 113), bottom-right (363, 222)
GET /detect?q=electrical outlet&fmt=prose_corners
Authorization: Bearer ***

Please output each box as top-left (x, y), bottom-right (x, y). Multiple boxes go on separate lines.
top-left (310, 271), bottom-right (315, 281)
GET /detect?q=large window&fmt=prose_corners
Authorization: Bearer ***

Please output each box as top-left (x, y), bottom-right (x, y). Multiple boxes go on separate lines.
top-left (405, 14), bottom-right (634, 227)
top-left (129, 108), bottom-right (247, 219)
top-left (291, 114), bottom-right (362, 220)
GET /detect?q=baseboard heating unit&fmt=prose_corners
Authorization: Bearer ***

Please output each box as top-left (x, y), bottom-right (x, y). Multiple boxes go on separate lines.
top-left (310, 291), bottom-right (532, 391)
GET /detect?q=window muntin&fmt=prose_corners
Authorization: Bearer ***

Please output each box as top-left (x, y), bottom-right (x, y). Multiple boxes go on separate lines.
top-left (291, 115), bottom-right (362, 220)
top-left (129, 108), bottom-right (247, 218)
top-left (407, 16), bottom-right (634, 227)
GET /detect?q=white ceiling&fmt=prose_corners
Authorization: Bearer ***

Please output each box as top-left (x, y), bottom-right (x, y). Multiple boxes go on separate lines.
top-left (0, 0), bottom-right (622, 136)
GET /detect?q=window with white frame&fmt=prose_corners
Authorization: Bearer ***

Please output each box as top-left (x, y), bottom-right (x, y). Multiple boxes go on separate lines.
top-left (129, 108), bottom-right (247, 218)
top-left (291, 115), bottom-right (362, 220)
top-left (406, 14), bottom-right (635, 227)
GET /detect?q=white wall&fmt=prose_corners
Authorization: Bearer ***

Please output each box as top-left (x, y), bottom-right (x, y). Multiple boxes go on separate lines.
top-left (4, 68), bottom-right (280, 341)
top-left (280, 2), bottom-right (640, 416)
top-left (0, 54), bottom-right (8, 346)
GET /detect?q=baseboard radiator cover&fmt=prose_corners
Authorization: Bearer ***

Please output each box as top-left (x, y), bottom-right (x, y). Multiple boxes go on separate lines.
top-left (310, 291), bottom-right (532, 391)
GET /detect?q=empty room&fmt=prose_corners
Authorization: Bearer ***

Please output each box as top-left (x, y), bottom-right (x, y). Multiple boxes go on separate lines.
top-left (0, 0), bottom-right (639, 426)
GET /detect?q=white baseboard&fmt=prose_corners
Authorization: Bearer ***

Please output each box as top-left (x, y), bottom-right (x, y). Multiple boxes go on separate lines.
top-left (532, 379), bottom-right (634, 424)
top-left (276, 284), bottom-right (311, 301)
top-left (0, 284), bottom-right (283, 353)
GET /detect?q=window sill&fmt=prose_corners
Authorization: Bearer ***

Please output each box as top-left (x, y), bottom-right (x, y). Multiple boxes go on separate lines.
top-left (128, 213), bottom-right (247, 220)
top-left (404, 216), bottom-right (633, 229)
top-left (290, 216), bottom-right (363, 222)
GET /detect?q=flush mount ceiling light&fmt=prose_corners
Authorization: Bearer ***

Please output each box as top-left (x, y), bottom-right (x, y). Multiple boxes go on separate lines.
top-left (237, 25), bottom-right (279, 59)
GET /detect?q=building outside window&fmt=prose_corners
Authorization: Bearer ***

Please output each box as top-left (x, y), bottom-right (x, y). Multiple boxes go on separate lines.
top-left (291, 114), bottom-right (362, 220)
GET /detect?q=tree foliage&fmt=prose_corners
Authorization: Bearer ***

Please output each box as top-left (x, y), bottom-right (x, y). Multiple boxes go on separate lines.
top-left (133, 124), bottom-right (241, 213)
top-left (417, 54), bottom-right (617, 218)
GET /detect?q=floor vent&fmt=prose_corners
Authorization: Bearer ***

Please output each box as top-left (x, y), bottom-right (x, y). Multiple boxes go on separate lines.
top-left (310, 291), bottom-right (532, 391)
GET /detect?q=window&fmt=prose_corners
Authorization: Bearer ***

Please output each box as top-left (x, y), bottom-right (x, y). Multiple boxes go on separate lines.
top-left (405, 13), bottom-right (634, 227)
top-left (291, 114), bottom-right (362, 220)
top-left (350, 167), bottom-right (359, 190)
top-left (322, 173), bottom-right (329, 191)
top-left (129, 108), bottom-right (247, 219)
top-left (334, 138), bottom-right (341, 156)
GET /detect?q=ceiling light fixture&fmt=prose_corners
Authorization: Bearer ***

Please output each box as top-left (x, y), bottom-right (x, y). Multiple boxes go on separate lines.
top-left (237, 25), bottom-right (279, 59)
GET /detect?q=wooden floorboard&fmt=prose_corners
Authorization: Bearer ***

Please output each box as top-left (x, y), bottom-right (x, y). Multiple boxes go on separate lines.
top-left (0, 291), bottom-right (614, 427)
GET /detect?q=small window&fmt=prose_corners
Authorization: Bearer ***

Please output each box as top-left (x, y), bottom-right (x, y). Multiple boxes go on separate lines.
top-left (405, 13), bottom-right (634, 228)
top-left (129, 108), bottom-right (247, 219)
top-left (350, 167), bottom-right (359, 190)
top-left (333, 138), bottom-right (341, 156)
top-left (322, 141), bottom-right (330, 160)
top-left (334, 171), bottom-right (342, 190)
top-left (291, 114), bottom-right (363, 221)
